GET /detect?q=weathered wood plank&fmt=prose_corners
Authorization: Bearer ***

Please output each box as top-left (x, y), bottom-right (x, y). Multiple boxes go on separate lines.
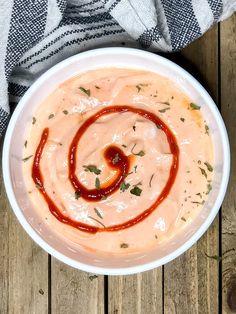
top-left (220, 13), bottom-right (236, 314)
top-left (108, 269), bottom-right (163, 314)
top-left (164, 26), bottom-right (219, 314)
top-left (51, 260), bottom-right (104, 314)
top-left (0, 144), bottom-right (48, 314)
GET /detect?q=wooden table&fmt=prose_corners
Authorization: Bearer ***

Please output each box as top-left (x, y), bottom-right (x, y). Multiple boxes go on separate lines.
top-left (0, 14), bottom-right (235, 314)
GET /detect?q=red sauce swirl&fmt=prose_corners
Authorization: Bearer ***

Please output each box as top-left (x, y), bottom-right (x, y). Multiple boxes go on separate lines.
top-left (32, 105), bottom-right (179, 233)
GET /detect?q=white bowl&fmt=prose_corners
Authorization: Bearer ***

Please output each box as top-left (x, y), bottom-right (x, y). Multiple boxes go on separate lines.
top-left (2, 48), bottom-right (230, 275)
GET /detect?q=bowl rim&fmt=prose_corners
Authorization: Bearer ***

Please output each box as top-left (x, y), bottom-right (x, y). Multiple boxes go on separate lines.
top-left (2, 47), bottom-right (230, 275)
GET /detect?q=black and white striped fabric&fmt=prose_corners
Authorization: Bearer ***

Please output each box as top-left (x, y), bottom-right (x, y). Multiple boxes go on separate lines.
top-left (1, 0), bottom-right (235, 135)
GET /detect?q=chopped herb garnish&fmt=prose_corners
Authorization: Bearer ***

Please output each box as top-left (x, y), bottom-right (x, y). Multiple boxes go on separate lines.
top-left (79, 86), bottom-right (91, 96)
top-left (130, 186), bottom-right (142, 196)
top-left (181, 217), bottom-right (186, 222)
top-left (83, 165), bottom-right (101, 175)
top-left (89, 275), bottom-right (98, 281)
top-left (205, 124), bottom-right (209, 135)
top-left (58, 143), bottom-right (63, 146)
top-left (95, 86), bottom-right (100, 89)
top-left (206, 184), bottom-right (212, 195)
top-left (133, 125), bottom-right (136, 131)
top-left (198, 160), bottom-right (201, 164)
top-left (196, 192), bottom-right (202, 198)
top-left (149, 174), bottom-right (154, 187)
top-left (101, 195), bottom-right (107, 200)
top-left (120, 181), bottom-right (130, 192)
top-left (39, 289), bottom-right (44, 295)
top-left (156, 124), bottom-right (161, 129)
top-left (35, 183), bottom-right (43, 190)
top-left (190, 102), bottom-right (201, 110)
top-left (88, 215), bottom-right (105, 228)
top-left (134, 165), bottom-right (137, 173)
top-left (63, 110), bottom-right (68, 115)
top-left (136, 85), bottom-right (141, 93)
top-left (192, 200), bottom-right (205, 205)
top-left (24, 140), bottom-right (28, 148)
top-left (199, 167), bottom-right (207, 178)
top-left (124, 171), bottom-right (133, 177)
top-left (159, 108), bottom-right (170, 113)
top-left (205, 252), bottom-right (222, 262)
top-left (94, 208), bottom-right (103, 219)
top-left (112, 153), bottom-right (121, 165)
top-left (122, 144), bottom-right (127, 148)
top-left (204, 162), bottom-right (213, 172)
top-left (22, 155), bottom-right (33, 162)
top-left (32, 117), bottom-right (36, 124)
top-left (161, 101), bottom-right (170, 106)
top-left (131, 143), bottom-right (145, 157)
top-left (120, 243), bottom-right (129, 248)
top-left (48, 113), bottom-right (55, 119)
top-left (75, 191), bottom-right (81, 200)
top-left (95, 177), bottom-right (100, 189)
top-left (180, 117), bottom-right (185, 122)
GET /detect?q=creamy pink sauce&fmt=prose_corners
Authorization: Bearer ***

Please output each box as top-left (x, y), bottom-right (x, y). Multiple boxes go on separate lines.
top-left (23, 69), bottom-right (214, 254)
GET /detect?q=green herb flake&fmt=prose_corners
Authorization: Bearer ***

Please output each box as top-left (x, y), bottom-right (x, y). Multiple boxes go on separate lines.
top-left (131, 143), bottom-right (145, 157)
top-left (39, 289), bottom-right (44, 295)
top-left (112, 153), bottom-right (121, 165)
top-left (199, 167), bottom-right (207, 178)
top-left (95, 177), bottom-right (100, 189)
top-left (206, 184), bottom-right (212, 195)
top-left (196, 192), bottom-right (202, 198)
top-left (88, 215), bottom-right (105, 228)
top-left (89, 275), bottom-right (98, 281)
top-left (122, 144), bottom-right (127, 148)
top-left (159, 107), bottom-right (170, 113)
top-left (136, 85), bottom-right (141, 93)
top-left (149, 174), bottom-right (154, 187)
top-left (83, 165), bottom-right (101, 175)
top-left (120, 181), bottom-right (130, 192)
top-left (24, 140), bottom-right (28, 148)
top-left (134, 165), bottom-right (137, 173)
top-left (190, 102), bottom-right (201, 110)
top-left (205, 252), bottom-right (222, 262)
top-left (180, 117), bottom-right (185, 122)
top-left (120, 243), bottom-right (129, 248)
top-left (94, 208), bottom-right (103, 219)
top-left (48, 113), bottom-right (55, 119)
top-left (101, 195), bottom-right (107, 201)
top-left (79, 86), bottom-right (91, 96)
top-left (95, 86), bottom-right (101, 89)
top-left (181, 216), bottom-right (186, 222)
top-left (130, 186), bottom-right (142, 196)
top-left (22, 155), bottom-right (33, 162)
top-left (205, 124), bottom-right (209, 135)
top-left (191, 200), bottom-right (205, 205)
top-left (63, 110), bottom-right (69, 115)
top-left (35, 183), bottom-right (43, 190)
top-left (204, 162), bottom-right (213, 172)
top-left (133, 125), bottom-right (136, 131)
top-left (75, 191), bottom-right (81, 200)
top-left (32, 117), bottom-right (36, 125)
top-left (156, 124), bottom-right (161, 129)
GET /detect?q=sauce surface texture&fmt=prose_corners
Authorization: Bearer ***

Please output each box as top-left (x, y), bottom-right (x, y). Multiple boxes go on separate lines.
top-left (23, 68), bottom-right (214, 253)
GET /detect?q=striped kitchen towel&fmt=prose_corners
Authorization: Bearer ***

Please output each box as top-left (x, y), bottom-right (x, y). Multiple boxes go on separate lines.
top-left (0, 0), bottom-right (235, 135)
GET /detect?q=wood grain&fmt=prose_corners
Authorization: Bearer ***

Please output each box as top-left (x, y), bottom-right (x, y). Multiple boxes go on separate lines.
top-left (0, 144), bottom-right (48, 314)
top-left (108, 269), bottom-right (163, 314)
top-left (51, 260), bottom-right (104, 314)
top-left (164, 26), bottom-right (219, 314)
top-left (220, 13), bottom-right (236, 314)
